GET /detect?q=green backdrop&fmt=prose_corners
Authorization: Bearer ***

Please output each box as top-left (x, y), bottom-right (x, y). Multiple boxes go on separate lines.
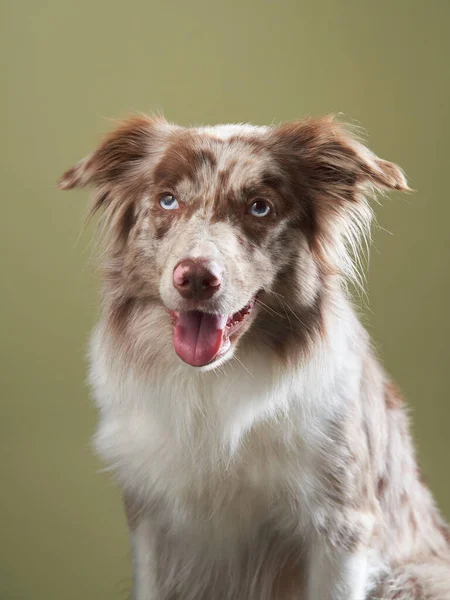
top-left (2, 1), bottom-right (449, 598)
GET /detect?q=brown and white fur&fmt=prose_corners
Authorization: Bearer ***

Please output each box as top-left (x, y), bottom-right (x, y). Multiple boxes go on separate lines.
top-left (59, 115), bottom-right (450, 599)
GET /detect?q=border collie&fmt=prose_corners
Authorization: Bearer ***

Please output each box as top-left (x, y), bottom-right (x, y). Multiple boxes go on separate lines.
top-left (59, 115), bottom-right (450, 599)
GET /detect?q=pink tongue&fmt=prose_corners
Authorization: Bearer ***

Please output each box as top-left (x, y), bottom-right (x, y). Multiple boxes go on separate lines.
top-left (173, 312), bottom-right (228, 367)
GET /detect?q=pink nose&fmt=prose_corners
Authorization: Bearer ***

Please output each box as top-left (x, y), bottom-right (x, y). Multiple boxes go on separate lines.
top-left (173, 258), bottom-right (222, 300)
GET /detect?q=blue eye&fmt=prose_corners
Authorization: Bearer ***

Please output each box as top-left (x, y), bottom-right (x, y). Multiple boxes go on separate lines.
top-left (248, 200), bottom-right (271, 217)
top-left (160, 194), bottom-right (179, 210)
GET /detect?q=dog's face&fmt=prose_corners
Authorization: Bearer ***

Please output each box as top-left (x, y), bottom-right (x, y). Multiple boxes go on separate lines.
top-left (59, 116), bottom-right (408, 368)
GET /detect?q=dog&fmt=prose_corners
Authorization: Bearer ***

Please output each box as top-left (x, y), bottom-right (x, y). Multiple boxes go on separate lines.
top-left (59, 115), bottom-right (450, 599)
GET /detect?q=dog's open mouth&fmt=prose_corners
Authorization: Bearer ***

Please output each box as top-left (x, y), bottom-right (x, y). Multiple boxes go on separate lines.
top-left (170, 298), bottom-right (256, 367)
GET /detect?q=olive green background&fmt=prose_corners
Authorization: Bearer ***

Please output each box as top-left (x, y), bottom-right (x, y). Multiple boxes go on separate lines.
top-left (2, 1), bottom-right (450, 598)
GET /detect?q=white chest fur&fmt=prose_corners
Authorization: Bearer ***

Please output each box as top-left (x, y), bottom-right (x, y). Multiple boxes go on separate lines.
top-left (89, 312), bottom-right (359, 545)
top-left (87, 312), bottom-right (382, 600)
top-left (95, 348), bottom-right (289, 534)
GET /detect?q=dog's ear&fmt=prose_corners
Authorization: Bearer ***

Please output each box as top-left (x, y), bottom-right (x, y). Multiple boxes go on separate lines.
top-left (57, 115), bottom-right (168, 191)
top-left (271, 116), bottom-right (410, 198)
top-left (271, 117), bottom-right (411, 277)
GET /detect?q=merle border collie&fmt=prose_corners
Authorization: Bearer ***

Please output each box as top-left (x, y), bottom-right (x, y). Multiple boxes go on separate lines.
top-left (59, 115), bottom-right (450, 599)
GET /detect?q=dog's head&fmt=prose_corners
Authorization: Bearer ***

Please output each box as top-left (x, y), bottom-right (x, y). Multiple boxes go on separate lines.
top-left (59, 115), bottom-right (409, 368)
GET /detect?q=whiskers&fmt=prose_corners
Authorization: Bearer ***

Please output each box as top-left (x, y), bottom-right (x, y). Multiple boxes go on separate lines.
top-left (257, 290), bottom-right (308, 332)
top-left (231, 353), bottom-right (254, 378)
top-left (255, 298), bottom-right (285, 320)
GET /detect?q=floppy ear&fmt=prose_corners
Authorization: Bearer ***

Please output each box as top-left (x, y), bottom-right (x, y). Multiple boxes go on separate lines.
top-left (58, 115), bottom-right (170, 255)
top-left (272, 115), bottom-right (410, 197)
top-left (57, 115), bottom-right (167, 191)
top-left (271, 116), bottom-right (411, 276)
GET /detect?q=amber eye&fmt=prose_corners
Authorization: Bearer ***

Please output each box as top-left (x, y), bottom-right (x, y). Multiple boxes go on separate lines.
top-left (160, 194), bottom-right (179, 210)
top-left (248, 200), bottom-right (271, 217)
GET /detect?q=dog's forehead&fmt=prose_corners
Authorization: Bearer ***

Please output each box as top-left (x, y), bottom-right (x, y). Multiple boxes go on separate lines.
top-left (154, 123), bottom-right (276, 196)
